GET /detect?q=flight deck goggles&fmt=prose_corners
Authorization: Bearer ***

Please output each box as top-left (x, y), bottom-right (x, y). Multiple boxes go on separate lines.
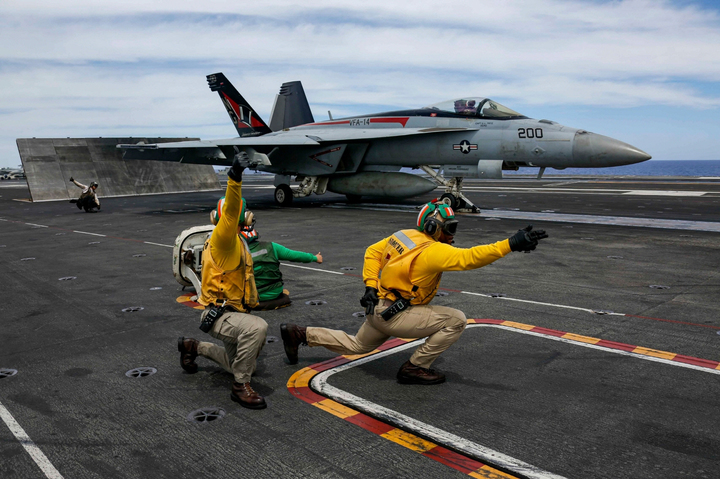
top-left (417, 202), bottom-right (459, 236)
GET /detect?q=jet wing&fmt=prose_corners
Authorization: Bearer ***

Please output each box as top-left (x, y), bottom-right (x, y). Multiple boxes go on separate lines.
top-left (117, 137), bottom-right (322, 163)
top-left (290, 126), bottom-right (476, 143)
top-left (117, 127), bottom-right (476, 163)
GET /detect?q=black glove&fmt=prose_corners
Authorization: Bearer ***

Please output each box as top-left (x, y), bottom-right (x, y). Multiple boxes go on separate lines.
top-left (69, 177), bottom-right (74, 182)
top-left (508, 225), bottom-right (548, 252)
top-left (359, 287), bottom-right (379, 316)
top-left (226, 157), bottom-right (245, 182)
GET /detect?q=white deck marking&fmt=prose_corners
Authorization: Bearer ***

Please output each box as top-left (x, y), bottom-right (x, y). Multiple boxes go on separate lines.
top-left (0, 400), bottom-right (64, 479)
top-left (461, 291), bottom-right (625, 315)
top-left (311, 332), bottom-right (567, 479)
top-left (323, 203), bottom-right (720, 232)
top-left (72, 231), bottom-right (105, 237)
top-left (622, 190), bottom-right (706, 196)
top-left (489, 324), bottom-right (720, 375)
top-left (279, 258), bottom-right (627, 317)
top-left (25, 223), bottom-right (48, 228)
top-left (280, 263), bottom-right (345, 275)
top-left (144, 241), bottom-right (173, 248)
top-left (311, 323), bottom-right (720, 479)
top-left (458, 186), bottom-right (710, 196)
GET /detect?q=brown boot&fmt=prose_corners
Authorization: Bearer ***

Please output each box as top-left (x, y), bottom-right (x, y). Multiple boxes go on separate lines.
top-left (280, 323), bottom-right (307, 365)
top-left (396, 360), bottom-right (446, 385)
top-left (231, 381), bottom-right (267, 409)
top-left (177, 337), bottom-right (199, 374)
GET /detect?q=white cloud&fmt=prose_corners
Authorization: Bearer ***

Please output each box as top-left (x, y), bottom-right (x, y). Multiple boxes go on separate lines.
top-left (0, 0), bottom-right (718, 166)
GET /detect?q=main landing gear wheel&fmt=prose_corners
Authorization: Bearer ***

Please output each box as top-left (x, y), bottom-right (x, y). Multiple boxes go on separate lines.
top-left (274, 184), bottom-right (294, 206)
top-left (440, 192), bottom-right (466, 210)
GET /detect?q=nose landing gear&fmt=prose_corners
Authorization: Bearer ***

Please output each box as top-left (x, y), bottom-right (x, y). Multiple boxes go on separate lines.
top-left (420, 166), bottom-right (479, 213)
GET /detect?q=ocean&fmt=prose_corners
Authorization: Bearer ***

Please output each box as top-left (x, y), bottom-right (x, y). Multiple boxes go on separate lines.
top-left (503, 160), bottom-right (720, 177)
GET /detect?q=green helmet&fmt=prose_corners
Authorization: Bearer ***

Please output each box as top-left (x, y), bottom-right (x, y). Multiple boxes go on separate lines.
top-left (416, 201), bottom-right (458, 239)
top-left (210, 197), bottom-right (253, 226)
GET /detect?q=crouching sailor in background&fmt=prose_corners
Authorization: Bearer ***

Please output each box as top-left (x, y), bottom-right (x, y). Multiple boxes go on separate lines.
top-left (69, 177), bottom-right (100, 212)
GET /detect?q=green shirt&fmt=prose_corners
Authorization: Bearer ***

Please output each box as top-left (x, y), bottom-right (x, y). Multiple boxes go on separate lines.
top-left (248, 240), bottom-right (318, 301)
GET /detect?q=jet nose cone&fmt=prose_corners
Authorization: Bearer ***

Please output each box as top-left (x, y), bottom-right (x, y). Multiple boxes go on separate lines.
top-left (572, 131), bottom-right (651, 166)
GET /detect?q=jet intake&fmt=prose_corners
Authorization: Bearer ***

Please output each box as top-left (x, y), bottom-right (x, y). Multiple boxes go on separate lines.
top-left (327, 172), bottom-right (436, 198)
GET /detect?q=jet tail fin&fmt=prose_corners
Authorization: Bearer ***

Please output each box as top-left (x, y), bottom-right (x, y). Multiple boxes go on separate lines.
top-left (268, 81), bottom-right (315, 131)
top-left (207, 72), bottom-right (272, 137)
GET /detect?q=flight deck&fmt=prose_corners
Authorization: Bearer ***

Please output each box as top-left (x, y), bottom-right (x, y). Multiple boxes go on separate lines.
top-left (1, 175), bottom-right (719, 478)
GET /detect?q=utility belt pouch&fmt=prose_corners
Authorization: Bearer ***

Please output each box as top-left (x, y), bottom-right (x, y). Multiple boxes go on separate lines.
top-left (199, 304), bottom-right (226, 333)
top-left (380, 291), bottom-right (412, 321)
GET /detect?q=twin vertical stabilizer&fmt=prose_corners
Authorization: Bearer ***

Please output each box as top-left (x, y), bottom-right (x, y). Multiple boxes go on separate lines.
top-left (269, 81), bottom-right (315, 131)
top-left (206, 72), bottom-right (272, 137)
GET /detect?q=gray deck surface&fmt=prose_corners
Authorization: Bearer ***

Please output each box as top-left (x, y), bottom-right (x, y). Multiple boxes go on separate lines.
top-left (1, 175), bottom-right (719, 478)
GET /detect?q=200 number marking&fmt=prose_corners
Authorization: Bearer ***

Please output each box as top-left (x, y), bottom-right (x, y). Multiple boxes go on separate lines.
top-left (518, 128), bottom-right (543, 139)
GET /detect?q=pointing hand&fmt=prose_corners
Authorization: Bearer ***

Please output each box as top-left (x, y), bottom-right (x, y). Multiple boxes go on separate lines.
top-left (508, 225), bottom-right (548, 252)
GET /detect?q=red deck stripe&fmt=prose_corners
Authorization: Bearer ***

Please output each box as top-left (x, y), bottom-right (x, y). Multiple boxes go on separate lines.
top-left (672, 354), bottom-right (720, 368)
top-left (595, 339), bottom-right (637, 352)
top-left (313, 357), bottom-right (353, 372)
top-left (471, 318), bottom-right (504, 325)
top-left (288, 385), bottom-right (326, 404)
top-left (345, 413), bottom-right (396, 435)
top-left (422, 446), bottom-right (486, 474)
top-left (529, 326), bottom-right (565, 337)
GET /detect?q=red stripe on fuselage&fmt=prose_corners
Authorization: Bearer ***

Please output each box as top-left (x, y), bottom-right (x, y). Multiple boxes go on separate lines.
top-left (308, 120), bottom-right (351, 126)
top-left (307, 117), bottom-right (410, 127)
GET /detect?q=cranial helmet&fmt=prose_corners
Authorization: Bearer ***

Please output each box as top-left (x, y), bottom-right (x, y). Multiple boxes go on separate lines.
top-left (90, 182), bottom-right (98, 188)
top-left (210, 196), bottom-right (254, 227)
top-left (416, 201), bottom-right (459, 239)
top-left (239, 226), bottom-right (259, 242)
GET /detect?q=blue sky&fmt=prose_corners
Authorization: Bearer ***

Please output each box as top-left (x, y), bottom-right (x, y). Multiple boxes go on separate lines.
top-left (0, 0), bottom-right (719, 168)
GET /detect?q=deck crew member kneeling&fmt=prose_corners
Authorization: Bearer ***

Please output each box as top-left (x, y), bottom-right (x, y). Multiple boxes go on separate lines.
top-left (177, 158), bottom-right (269, 409)
top-left (281, 201), bottom-right (548, 385)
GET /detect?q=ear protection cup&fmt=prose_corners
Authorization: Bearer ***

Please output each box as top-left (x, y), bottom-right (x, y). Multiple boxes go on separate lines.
top-left (211, 196), bottom-right (251, 226)
top-left (424, 217), bottom-right (439, 236)
top-left (417, 201), bottom-right (457, 239)
top-left (243, 210), bottom-right (255, 227)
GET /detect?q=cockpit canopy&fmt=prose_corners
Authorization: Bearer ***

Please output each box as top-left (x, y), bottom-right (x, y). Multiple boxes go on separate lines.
top-left (423, 98), bottom-right (525, 119)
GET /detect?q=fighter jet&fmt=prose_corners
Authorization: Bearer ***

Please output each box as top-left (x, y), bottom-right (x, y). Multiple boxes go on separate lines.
top-left (0, 166), bottom-right (25, 180)
top-left (118, 72), bottom-right (650, 209)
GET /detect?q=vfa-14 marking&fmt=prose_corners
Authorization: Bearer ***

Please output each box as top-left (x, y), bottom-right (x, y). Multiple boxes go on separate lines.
top-left (118, 73), bottom-right (650, 209)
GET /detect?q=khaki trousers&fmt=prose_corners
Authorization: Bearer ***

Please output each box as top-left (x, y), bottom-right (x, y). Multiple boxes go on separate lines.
top-left (307, 302), bottom-right (466, 369)
top-left (197, 310), bottom-right (268, 384)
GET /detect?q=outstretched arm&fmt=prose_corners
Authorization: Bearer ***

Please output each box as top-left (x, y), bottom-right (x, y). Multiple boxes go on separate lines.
top-left (416, 240), bottom-right (511, 274)
top-left (272, 243), bottom-right (319, 263)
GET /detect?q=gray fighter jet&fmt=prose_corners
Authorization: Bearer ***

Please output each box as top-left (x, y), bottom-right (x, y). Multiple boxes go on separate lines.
top-left (118, 72), bottom-right (650, 209)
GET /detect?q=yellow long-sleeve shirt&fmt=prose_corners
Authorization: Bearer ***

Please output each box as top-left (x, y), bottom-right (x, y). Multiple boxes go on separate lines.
top-left (198, 177), bottom-right (258, 310)
top-left (209, 177), bottom-right (245, 270)
top-left (363, 229), bottom-right (511, 304)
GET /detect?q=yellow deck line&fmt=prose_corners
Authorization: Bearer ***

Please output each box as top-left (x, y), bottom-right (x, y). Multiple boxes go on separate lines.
top-left (632, 346), bottom-right (676, 360)
top-left (381, 428), bottom-right (437, 453)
